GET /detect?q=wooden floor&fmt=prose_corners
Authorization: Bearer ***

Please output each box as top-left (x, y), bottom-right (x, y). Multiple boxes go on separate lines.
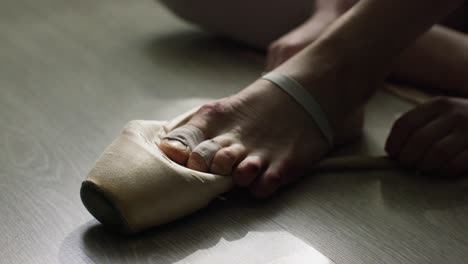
top-left (1, 0), bottom-right (468, 263)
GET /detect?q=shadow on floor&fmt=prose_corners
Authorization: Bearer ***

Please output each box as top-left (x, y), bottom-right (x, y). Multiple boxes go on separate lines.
top-left (60, 170), bottom-right (468, 263)
top-left (59, 189), bottom-right (286, 264)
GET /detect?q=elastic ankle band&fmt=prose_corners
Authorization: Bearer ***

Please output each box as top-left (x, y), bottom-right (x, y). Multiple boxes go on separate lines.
top-left (261, 72), bottom-right (334, 148)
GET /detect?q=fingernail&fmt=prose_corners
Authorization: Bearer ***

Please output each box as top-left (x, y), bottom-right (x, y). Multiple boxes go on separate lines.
top-left (163, 139), bottom-right (188, 151)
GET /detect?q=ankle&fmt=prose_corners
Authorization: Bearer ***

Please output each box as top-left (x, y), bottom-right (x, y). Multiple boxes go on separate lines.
top-left (274, 44), bottom-right (375, 145)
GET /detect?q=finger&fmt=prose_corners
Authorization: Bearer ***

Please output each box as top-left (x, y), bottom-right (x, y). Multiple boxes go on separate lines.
top-left (276, 46), bottom-right (300, 67)
top-left (265, 44), bottom-right (278, 71)
top-left (397, 116), bottom-right (455, 166)
top-left (419, 131), bottom-right (468, 172)
top-left (270, 49), bottom-right (282, 70)
top-left (385, 100), bottom-right (443, 157)
top-left (275, 48), bottom-right (290, 68)
top-left (265, 52), bottom-right (274, 71)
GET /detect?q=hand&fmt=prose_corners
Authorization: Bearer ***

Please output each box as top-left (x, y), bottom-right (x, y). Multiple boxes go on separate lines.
top-left (385, 97), bottom-right (468, 177)
top-left (265, 16), bottom-right (328, 71)
top-left (265, 0), bottom-right (357, 71)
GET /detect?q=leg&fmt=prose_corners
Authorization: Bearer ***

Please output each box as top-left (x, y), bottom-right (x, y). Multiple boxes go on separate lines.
top-left (393, 25), bottom-right (468, 96)
top-left (159, 0), bottom-right (465, 197)
top-left (160, 0), bottom-right (468, 96)
top-left (158, 0), bottom-right (312, 48)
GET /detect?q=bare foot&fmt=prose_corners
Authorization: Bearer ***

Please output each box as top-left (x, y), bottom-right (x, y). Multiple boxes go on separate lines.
top-left (159, 74), bottom-right (363, 197)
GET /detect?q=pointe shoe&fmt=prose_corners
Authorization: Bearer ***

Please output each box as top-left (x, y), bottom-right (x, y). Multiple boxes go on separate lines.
top-left (81, 72), bottom-right (338, 234)
top-left (80, 108), bottom-right (233, 234)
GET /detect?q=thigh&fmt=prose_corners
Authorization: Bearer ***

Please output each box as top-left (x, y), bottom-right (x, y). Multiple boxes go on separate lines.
top-left (159, 0), bottom-right (313, 49)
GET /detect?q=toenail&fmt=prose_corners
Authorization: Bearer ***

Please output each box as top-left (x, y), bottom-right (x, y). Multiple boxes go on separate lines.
top-left (163, 139), bottom-right (188, 151)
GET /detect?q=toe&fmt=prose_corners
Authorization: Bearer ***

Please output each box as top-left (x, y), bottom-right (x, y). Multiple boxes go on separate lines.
top-left (187, 152), bottom-right (210, 172)
top-left (211, 144), bottom-right (246, 175)
top-left (187, 139), bottom-right (222, 172)
top-left (233, 155), bottom-right (264, 187)
top-left (250, 169), bottom-right (282, 198)
top-left (160, 124), bottom-right (205, 165)
top-left (159, 139), bottom-right (191, 165)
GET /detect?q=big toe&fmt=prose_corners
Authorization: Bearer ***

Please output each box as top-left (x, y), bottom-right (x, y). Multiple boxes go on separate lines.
top-left (159, 124), bottom-right (205, 165)
top-left (159, 139), bottom-right (191, 165)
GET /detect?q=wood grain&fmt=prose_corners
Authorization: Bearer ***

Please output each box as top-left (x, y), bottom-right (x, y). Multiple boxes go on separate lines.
top-left (1, 0), bottom-right (467, 263)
